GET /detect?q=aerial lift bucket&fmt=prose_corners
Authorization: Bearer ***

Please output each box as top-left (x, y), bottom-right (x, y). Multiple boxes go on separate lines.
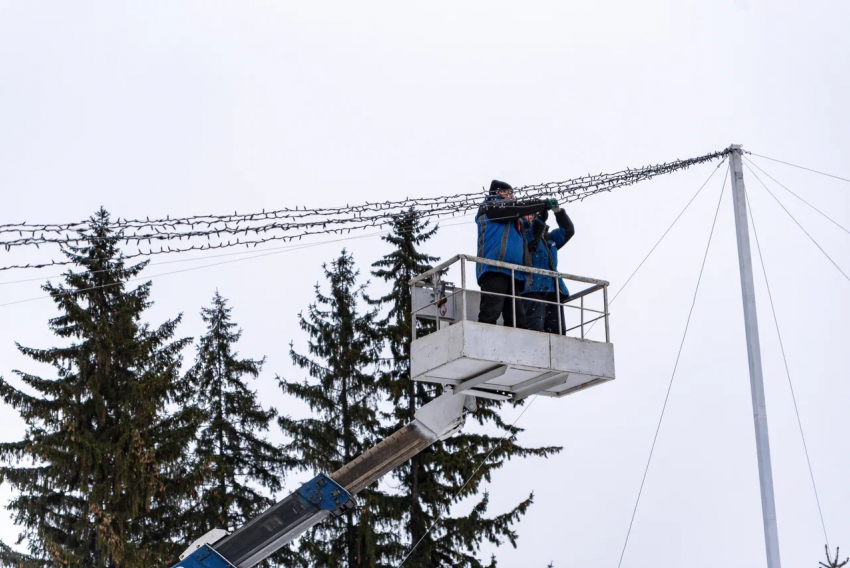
top-left (410, 254), bottom-right (615, 401)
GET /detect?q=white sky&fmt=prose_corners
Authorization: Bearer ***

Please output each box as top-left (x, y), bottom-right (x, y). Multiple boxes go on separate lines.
top-left (1, 1), bottom-right (848, 567)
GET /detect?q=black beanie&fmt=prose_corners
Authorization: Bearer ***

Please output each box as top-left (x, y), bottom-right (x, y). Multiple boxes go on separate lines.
top-left (489, 180), bottom-right (513, 195)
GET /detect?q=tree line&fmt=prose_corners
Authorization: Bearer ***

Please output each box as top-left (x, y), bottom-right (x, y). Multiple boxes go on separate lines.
top-left (0, 208), bottom-right (560, 568)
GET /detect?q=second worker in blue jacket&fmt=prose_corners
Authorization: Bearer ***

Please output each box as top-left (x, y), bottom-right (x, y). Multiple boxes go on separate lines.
top-left (520, 205), bottom-right (575, 334)
top-left (476, 180), bottom-right (556, 329)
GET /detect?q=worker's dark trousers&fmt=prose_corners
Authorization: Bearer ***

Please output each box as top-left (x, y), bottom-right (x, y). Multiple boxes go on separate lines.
top-left (477, 272), bottom-right (526, 329)
top-left (522, 292), bottom-right (565, 334)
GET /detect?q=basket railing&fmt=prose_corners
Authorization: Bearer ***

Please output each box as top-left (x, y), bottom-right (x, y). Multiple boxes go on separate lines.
top-left (409, 254), bottom-right (609, 342)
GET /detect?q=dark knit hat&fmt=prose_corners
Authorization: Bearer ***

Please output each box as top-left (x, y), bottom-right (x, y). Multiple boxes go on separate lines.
top-left (489, 180), bottom-right (513, 195)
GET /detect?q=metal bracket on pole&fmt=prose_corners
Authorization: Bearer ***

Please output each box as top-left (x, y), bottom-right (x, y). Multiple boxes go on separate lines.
top-left (729, 144), bottom-right (782, 568)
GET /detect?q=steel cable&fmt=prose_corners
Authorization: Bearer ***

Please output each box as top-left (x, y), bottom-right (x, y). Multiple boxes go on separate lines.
top-left (743, 163), bottom-right (850, 284)
top-left (397, 396), bottom-right (539, 568)
top-left (745, 152), bottom-right (850, 184)
top-left (744, 189), bottom-right (830, 548)
top-left (744, 157), bottom-right (850, 237)
top-left (585, 159), bottom-right (727, 336)
top-left (617, 169), bottom-right (727, 568)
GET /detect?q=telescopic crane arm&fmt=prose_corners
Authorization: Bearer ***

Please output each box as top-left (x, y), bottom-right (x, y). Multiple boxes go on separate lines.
top-left (173, 392), bottom-right (476, 568)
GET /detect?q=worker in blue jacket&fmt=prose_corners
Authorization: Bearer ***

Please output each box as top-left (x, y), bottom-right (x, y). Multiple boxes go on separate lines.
top-left (520, 205), bottom-right (575, 334)
top-left (476, 180), bottom-right (557, 328)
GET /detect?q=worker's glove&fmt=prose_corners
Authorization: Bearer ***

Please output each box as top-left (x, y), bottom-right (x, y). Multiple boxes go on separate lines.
top-left (545, 198), bottom-right (559, 211)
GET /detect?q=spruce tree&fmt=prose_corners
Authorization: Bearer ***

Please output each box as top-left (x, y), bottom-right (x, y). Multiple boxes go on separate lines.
top-left (181, 291), bottom-right (295, 564)
top-left (821, 546), bottom-right (849, 568)
top-left (277, 250), bottom-right (386, 568)
top-left (370, 210), bottom-right (562, 567)
top-left (0, 208), bottom-right (198, 567)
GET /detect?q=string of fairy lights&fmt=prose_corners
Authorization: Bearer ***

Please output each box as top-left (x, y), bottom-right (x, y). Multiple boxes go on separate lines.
top-left (0, 148), bottom-right (729, 271)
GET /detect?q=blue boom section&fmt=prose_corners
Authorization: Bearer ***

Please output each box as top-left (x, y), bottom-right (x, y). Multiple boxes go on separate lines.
top-left (297, 472), bottom-right (352, 513)
top-left (176, 545), bottom-right (235, 568)
top-left (172, 474), bottom-right (353, 568)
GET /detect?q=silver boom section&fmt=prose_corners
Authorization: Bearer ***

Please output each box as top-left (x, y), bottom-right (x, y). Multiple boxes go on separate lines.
top-left (204, 393), bottom-right (474, 568)
top-left (332, 392), bottom-right (474, 494)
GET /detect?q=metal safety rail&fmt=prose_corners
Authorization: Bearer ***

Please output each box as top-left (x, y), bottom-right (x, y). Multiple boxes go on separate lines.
top-left (410, 254), bottom-right (610, 342)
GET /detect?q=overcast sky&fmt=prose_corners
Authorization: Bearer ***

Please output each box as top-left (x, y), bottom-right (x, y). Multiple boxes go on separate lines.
top-left (1, 2), bottom-right (849, 567)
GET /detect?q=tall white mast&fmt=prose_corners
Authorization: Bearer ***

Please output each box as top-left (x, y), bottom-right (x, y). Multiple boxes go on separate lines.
top-left (729, 144), bottom-right (782, 568)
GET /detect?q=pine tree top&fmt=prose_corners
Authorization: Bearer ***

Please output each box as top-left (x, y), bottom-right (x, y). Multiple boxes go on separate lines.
top-left (278, 249), bottom-right (385, 568)
top-left (181, 290), bottom-right (287, 538)
top-left (0, 208), bottom-right (197, 567)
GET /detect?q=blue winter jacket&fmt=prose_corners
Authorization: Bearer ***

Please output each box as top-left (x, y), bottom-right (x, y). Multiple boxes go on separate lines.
top-left (475, 196), bottom-right (547, 284)
top-left (521, 209), bottom-right (575, 297)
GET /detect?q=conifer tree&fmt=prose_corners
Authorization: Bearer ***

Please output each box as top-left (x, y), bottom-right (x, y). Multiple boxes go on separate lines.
top-left (181, 291), bottom-right (294, 558)
top-left (370, 210), bottom-right (562, 567)
top-left (821, 546), bottom-right (849, 568)
top-left (278, 250), bottom-right (386, 568)
top-left (0, 208), bottom-right (198, 567)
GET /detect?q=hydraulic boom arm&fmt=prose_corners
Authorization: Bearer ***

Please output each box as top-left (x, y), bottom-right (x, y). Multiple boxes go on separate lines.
top-left (173, 392), bottom-right (475, 568)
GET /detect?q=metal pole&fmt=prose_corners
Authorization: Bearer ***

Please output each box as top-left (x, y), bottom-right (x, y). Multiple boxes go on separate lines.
top-left (603, 285), bottom-right (610, 343)
top-left (556, 280), bottom-right (562, 335)
top-left (432, 273), bottom-right (440, 330)
top-left (729, 144), bottom-right (782, 568)
top-left (511, 269), bottom-right (516, 327)
top-left (460, 258), bottom-right (467, 322)
top-left (580, 294), bottom-right (584, 339)
top-left (410, 284), bottom-right (417, 341)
